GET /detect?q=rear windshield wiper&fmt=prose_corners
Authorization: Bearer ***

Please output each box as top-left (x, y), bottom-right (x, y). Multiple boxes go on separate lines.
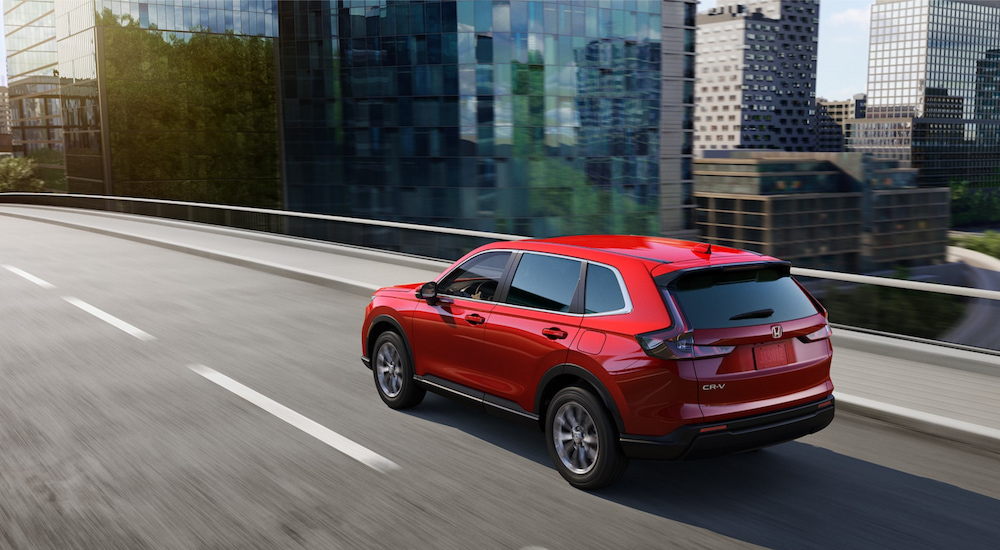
top-left (729, 308), bottom-right (774, 321)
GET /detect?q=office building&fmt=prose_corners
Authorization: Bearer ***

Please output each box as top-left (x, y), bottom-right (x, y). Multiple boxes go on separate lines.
top-left (848, 0), bottom-right (1000, 190)
top-left (694, 151), bottom-right (949, 272)
top-left (694, 0), bottom-right (821, 156)
top-left (3, 1), bottom-right (280, 203)
top-left (0, 86), bottom-right (12, 136)
top-left (820, 94), bottom-right (867, 127)
top-left (279, 1), bottom-right (698, 237)
top-left (3, 1), bottom-right (63, 158)
top-left (815, 94), bottom-right (867, 152)
top-left (55, 1), bottom-right (281, 204)
top-left (6, 1), bottom-right (700, 240)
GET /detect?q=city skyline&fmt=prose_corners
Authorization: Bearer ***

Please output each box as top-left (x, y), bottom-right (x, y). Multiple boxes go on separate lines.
top-left (701, 0), bottom-right (874, 100)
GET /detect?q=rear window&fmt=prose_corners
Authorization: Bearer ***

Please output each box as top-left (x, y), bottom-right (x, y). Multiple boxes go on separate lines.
top-left (665, 266), bottom-right (819, 329)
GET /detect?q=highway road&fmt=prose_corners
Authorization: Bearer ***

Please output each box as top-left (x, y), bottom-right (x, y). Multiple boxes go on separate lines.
top-left (3, 215), bottom-right (1000, 549)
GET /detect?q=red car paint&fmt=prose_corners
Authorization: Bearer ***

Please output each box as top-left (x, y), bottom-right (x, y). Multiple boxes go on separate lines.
top-left (362, 236), bottom-right (834, 488)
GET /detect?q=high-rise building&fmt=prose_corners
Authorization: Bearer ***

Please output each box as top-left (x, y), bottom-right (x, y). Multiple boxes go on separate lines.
top-left (3, 1), bottom-right (62, 157)
top-left (694, 0), bottom-right (821, 156)
top-left (5, 1), bottom-right (700, 241)
top-left (54, 1), bottom-right (281, 203)
top-left (3, 1), bottom-right (280, 202)
top-left (848, 0), bottom-right (1000, 189)
top-left (279, 1), bottom-right (698, 238)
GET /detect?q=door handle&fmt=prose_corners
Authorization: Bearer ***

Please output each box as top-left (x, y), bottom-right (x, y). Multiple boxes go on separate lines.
top-left (542, 327), bottom-right (568, 340)
top-left (465, 313), bottom-right (486, 325)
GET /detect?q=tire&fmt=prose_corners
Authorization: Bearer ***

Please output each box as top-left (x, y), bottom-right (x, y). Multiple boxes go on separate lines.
top-left (372, 332), bottom-right (425, 409)
top-left (545, 386), bottom-right (629, 490)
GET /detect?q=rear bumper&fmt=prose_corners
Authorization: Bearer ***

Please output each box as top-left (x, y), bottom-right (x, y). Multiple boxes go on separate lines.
top-left (619, 395), bottom-right (835, 460)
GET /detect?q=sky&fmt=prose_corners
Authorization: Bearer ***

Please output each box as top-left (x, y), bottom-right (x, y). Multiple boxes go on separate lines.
top-left (700, 0), bottom-right (875, 100)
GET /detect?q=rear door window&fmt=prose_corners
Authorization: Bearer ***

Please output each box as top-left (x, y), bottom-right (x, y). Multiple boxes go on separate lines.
top-left (504, 253), bottom-right (583, 312)
top-left (666, 266), bottom-right (819, 329)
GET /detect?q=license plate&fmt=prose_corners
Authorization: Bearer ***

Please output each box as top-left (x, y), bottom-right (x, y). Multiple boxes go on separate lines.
top-left (754, 343), bottom-right (788, 369)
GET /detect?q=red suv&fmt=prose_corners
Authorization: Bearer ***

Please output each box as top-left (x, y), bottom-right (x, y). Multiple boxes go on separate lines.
top-left (361, 236), bottom-right (834, 489)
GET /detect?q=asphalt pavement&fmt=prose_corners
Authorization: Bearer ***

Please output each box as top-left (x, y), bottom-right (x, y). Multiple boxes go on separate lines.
top-left (2, 204), bottom-right (1000, 549)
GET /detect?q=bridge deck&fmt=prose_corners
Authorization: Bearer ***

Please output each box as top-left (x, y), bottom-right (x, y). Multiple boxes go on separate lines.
top-left (3, 204), bottom-right (998, 451)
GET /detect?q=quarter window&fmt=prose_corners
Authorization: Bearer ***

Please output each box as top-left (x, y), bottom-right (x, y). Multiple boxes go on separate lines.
top-left (505, 253), bottom-right (582, 312)
top-left (584, 264), bottom-right (626, 314)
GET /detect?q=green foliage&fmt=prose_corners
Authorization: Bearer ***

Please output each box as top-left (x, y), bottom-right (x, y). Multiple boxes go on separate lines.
top-left (523, 156), bottom-right (657, 236)
top-left (0, 157), bottom-right (46, 192)
top-left (97, 9), bottom-right (281, 207)
top-left (951, 180), bottom-right (1000, 227)
top-left (28, 149), bottom-right (67, 191)
top-left (820, 268), bottom-right (966, 339)
top-left (27, 148), bottom-right (65, 166)
top-left (952, 230), bottom-right (1000, 260)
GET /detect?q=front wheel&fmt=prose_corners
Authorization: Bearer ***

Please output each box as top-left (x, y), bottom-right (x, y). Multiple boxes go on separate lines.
top-left (372, 332), bottom-right (425, 409)
top-left (545, 386), bottom-right (628, 490)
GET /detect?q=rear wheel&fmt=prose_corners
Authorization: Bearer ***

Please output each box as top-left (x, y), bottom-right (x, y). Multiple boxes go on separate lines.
top-left (545, 386), bottom-right (628, 490)
top-left (372, 332), bottom-right (425, 409)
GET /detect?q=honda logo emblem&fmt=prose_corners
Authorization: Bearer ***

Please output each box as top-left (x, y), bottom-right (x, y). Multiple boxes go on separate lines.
top-left (771, 325), bottom-right (783, 339)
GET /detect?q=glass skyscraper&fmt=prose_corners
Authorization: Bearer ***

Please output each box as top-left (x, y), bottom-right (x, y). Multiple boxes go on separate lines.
top-left (279, 0), bottom-right (697, 237)
top-left (56, 0), bottom-right (280, 204)
top-left (3, 0), bottom-right (64, 186)
top-left (849, 0), bottom-right (1000, 189)
top-left (5, 1), bottom-right (282, 204)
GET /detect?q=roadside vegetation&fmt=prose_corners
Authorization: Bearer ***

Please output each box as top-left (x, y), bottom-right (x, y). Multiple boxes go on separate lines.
top-left (951, 181), bottom-right (1000, 227)
top-left (951, 230), bottom-right (1000, 261)
top-left (818, 269), bottom-right (966, 340)
top-left (0, 157), bottom-right (46, 193)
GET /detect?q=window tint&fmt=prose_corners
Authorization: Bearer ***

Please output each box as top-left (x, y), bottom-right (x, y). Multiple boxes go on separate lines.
top-left (439, 251), bottom-right (511, 301)
top-left (668, 267), bottom-right (818, 329)
top-left (585, 264), bottom-right (626, 314)
top-left (505, 253), bottom-right (582, 312)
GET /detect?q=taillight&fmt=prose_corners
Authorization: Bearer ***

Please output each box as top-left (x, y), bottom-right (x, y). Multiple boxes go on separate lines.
top-left (637, 330), bottom-right (735, 360)
top-left (799, 325), bottom-right (832, 342)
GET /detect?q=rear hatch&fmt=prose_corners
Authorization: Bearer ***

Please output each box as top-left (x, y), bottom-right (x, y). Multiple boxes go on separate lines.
top-left (660, 263), bottom-right (833, 422)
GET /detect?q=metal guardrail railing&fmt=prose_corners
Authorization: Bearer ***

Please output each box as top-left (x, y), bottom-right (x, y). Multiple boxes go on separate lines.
top-left (3, 191), bottom-right (998, 352)
top-left (2, 192), bottom-right (996, 301)
top-left (791, 267), bottom-right (1000, 302)
top-left (0, 192), bottom-right (530, 261)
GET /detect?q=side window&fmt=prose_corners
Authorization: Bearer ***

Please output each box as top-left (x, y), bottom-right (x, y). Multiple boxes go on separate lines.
top-left (504, 253), bottom-right (582, 312)
top-left (438, 251), bottom-right (511, 301)
top-left (584, 264), bottom-right (626, 314)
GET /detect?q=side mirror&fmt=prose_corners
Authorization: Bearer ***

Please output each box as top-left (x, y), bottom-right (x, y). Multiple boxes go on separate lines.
top-left (416, 281), bottom-right (439, 303)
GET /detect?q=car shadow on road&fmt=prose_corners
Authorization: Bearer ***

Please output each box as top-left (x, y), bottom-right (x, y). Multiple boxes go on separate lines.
top-left (405, 395), bottom-right (1000, 550)
top-left (605, 442), bottom-right (1000, 550)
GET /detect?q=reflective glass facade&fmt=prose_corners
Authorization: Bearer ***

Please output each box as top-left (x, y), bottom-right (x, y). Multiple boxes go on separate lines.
top-left (280, 0), bottom-right (696, 237)
top-left (852, 0), bottom-right (1000, 188)
top-left (4, 0), bottom-right (64, 163)
top-left (51, 0), bottom-right (281, 204)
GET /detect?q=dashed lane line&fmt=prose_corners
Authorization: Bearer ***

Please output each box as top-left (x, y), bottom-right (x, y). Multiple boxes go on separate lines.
top-left (3, 265), bottom-right (56, 289)
top-left (188, 364), bottom-right (400, 473)
top-left (63, 297), bottom-right (157, 341)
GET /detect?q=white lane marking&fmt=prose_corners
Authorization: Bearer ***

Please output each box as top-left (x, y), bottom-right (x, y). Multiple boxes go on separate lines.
top-left (63, 297), bottom-right (156, 341)
top-left (3, 265), bottom-right (56, 289)
top-left (188, 364), bottom-right (400, 473)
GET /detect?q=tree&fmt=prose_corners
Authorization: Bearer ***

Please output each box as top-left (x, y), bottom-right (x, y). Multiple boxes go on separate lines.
top-left (0, 157), bottom-right (46, 192)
